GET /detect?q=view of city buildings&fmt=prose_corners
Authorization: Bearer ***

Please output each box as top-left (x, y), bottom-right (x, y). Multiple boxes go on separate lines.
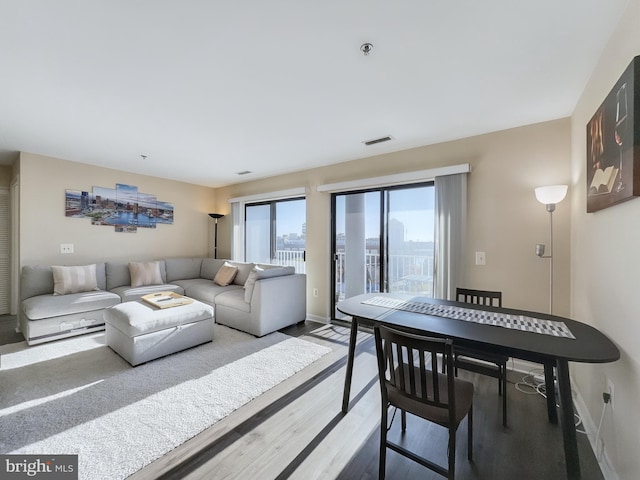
top-left (255, 192), bottom-right (435, 306)
top-left (272, 215), bottom-right (435, 302)
top-left (273, 223), bottom-right (306, 273)
top-left (334, 235), bottom-right (435, 302)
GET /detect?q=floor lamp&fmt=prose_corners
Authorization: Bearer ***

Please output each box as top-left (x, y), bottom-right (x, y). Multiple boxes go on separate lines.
top-left (208, 213), bottom-right (224, 259)
top-left (534, 185), bottom-right (568, 314)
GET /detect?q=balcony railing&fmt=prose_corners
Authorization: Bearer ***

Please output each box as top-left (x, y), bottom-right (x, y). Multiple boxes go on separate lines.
top-left (273, 249), bottom-right (306, 273)
top-left (270, 250), bottom-right (434, 301)
top-left (334, 252), bottom-right (434, 302)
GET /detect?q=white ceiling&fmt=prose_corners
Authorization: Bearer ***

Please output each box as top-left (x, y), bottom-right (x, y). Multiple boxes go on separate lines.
top-left (0, 1), bottom-right (629, 188)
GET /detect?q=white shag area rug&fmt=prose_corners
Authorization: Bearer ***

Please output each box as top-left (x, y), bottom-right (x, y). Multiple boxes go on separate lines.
top-left (0, 324), bottom-right (331, 480)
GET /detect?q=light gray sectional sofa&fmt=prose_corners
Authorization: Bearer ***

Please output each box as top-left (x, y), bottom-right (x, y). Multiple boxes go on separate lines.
top-left (19, 258), bottom-right (306, 345)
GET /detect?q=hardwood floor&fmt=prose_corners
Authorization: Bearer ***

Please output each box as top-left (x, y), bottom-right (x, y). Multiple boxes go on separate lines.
top-left (132, 322), bottom-right (603, 480)
top-left (0, 318), bottom-right (604, 480)
top-left (0, 314), bottom-right (22, 345)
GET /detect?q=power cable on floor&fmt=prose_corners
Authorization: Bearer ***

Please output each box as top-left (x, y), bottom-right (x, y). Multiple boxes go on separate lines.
top-left (515, 367), bottom-right (586, 433)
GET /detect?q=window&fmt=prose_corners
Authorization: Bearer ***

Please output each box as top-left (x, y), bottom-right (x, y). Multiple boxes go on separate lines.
top-left (245, 198), bottom-right (306, 273)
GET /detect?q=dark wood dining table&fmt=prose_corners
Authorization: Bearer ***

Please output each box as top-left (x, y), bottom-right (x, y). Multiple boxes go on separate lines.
top-left (336, 293), bottom-right (620, 480)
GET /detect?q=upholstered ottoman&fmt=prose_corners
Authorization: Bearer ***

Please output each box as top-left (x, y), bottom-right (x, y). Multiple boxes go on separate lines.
top-left (104, 299), bottom-right (214, 366)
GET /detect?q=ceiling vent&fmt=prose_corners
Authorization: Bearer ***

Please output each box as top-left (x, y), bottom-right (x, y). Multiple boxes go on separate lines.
top-left (236, 170), bottom-right (252, 176)
top-left (363, 136), bottom-right (393, 146)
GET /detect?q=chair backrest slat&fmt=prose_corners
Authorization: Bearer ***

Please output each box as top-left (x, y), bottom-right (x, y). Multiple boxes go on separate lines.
top-left (408, 347), bottom-right (418, 396)
top-left (456, 287), bottom-right (502, 308)
top-left (419, 350), bottom-right (428, 400)
top-left (396, 343), bottom-right (406, 394)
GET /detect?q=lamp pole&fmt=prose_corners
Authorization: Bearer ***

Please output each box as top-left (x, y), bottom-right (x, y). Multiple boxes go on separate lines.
top-left (534, 185), bottom-right (567, 315)
top-left (208, 213), bottom-right (224, 259)
top-left (547, 203), bottom-right (555, 314)
top-left (535, 204), bottom-right (557, 314)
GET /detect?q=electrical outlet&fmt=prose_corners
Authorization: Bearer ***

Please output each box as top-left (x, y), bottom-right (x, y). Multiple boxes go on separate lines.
top-left (313, 288), bottom-right (319, 297)
top-left (607, 378), bottom-right (614, 411)
top-left (475, 251), bottom-right (486, 265)
top-left (60, 243), bottom-right (74, 254)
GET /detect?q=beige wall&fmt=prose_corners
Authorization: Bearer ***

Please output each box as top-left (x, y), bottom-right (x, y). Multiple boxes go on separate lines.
top-left (215, 118), bottom-right (571, 321)
top-left (19, 152), bottom-right (216, 267)
top-left (570, 1), bottom-right (640, 478)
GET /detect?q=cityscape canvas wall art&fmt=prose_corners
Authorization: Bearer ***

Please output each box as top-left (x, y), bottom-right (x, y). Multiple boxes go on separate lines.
top-left (65, 183), bottom-right (174, 233)
top-left (586, 55), bottom-right (640, 213)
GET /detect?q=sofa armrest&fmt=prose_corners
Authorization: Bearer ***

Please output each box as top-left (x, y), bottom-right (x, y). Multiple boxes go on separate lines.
top-left (250, 274), bottom-right (306, 336)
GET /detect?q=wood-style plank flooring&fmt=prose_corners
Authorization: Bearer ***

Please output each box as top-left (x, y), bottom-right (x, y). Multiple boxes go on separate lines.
top-left (0, 316), bottom-right (604, 480)
top-left (0, 315), bottom-right (22, 345)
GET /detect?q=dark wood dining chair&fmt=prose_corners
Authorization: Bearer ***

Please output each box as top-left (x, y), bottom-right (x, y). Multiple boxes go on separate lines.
top-left (454, 287), bottom-right (508, 427)
top-left (374, 324), bottom-right (474, 480)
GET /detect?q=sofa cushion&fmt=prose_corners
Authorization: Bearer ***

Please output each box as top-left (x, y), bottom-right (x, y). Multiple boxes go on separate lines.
top-left (22, 290), bottom-right (121, 320)
top-left (165, 257), bottom-right (203, 282)
top-left (129, 261), bottom-right (163, 287)
top-left (226, 261), bottom-right (255, 285)
top-left (106, 262), bottom-right (130, 290)
top-left (214, 263), bottom-right (238, 286)
top-left (173, 278), bottom-right (242, 305)
top-left (106, 261), bottom-right (167, 290)
top-left (20, 265), bottom-right (54, 300)
top-left (215, 289), bottom-right (251, 313)
top-left (110, 284), bottom-right (183, 303)
top-left (244, 265), bottom-right (295, 302)
top-left (200, 258), bottom-right (226, 280)
top-left (52, 264), bottom-right (99, 295)
top-left (21, 263), bottom-right (108, 300)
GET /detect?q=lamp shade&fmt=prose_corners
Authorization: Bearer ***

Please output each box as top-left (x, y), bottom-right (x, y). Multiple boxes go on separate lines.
top-left (208, 213), bottom-right (224, 219)
top-left (535, 185), bottom-right (568, 205)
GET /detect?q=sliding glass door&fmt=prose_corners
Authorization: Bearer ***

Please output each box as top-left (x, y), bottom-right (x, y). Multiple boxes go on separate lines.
top-left (245, 198), bottom-right (306, 273)
top-left (333, 191), bottom-right (381, 316)
top-left (332, 184), bottom-right (434, 319)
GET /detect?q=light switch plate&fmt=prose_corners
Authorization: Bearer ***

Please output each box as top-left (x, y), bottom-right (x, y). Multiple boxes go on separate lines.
top-left (475, 251), bottom-right (486, 265)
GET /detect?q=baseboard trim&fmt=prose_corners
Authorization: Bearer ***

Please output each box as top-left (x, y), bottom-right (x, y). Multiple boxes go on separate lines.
top-left (508, 358), bottom-right (619, 479)
top-left (572, 385), bottom-right (619, 480)
top-left (306, 314), bottom-right (329, 324)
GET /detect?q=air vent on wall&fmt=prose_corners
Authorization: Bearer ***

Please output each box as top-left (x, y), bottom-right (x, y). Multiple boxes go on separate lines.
top-left (236, 170), bottom-right (252, 176)
top-left (363, 136), bottom-right (393, 146)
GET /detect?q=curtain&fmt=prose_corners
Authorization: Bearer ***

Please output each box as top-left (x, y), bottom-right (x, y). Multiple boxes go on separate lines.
top-left (434, 173), bottom-right (467, 300)
top-left (230, 202), bottom-right (244, 261)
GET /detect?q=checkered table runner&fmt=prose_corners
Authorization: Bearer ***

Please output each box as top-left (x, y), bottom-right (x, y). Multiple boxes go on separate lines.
top-left (362, 296), bottom-right (575, 339)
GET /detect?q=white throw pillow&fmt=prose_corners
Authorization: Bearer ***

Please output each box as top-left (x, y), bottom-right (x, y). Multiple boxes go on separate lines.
top-left (243, 265), bottom-right (295, 302)
top-left (129, 261), bottom-right (163, 287)
top-left (52, 264), bottom-right (99, 295)
top-left (243, 266), bottom-right (264, 302)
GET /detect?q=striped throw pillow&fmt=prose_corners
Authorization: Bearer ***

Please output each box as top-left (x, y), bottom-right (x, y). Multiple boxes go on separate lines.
top-left (129, 261), bottom-right (163, 287)
top-left (52, 264), bottom-right (99, 295)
